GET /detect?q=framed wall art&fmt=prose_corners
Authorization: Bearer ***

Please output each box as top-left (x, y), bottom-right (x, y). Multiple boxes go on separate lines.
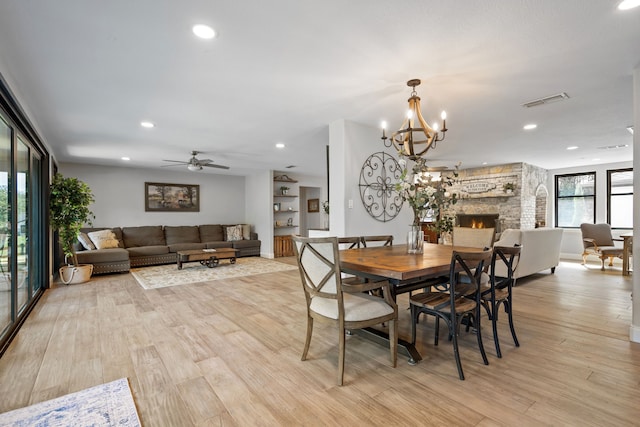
top-left (307, 198), bottom-right (319, 213)
top-left (145, 182), bottom-right (200, 212)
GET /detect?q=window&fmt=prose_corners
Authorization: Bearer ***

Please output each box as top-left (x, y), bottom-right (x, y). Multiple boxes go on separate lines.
top-left (607, 168), bottom-right (633, 229)
top-left (555, 172), bottom-right (595, 227)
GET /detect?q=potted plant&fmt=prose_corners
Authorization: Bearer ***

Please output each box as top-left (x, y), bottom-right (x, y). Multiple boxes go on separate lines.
top-left (503, 182), bottom-right (516, 194)
top-left (280, 186), bottom-right (290, 195)
top-left (49, 173), bottom-right (96, 284)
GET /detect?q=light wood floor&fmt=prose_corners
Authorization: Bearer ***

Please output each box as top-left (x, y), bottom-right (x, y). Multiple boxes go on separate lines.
top-left (0, 258), bottom-right (638, 426)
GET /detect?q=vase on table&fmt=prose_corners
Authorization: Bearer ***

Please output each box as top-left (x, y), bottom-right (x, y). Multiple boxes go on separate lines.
top-left (407, 224), bottom-right (424, 254)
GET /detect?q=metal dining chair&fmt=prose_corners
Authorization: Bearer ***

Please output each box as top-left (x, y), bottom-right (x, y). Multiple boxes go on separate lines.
top-left (481, 245), bottom-right (522, 358)
top-left (410, 249), bottom-right (492, 380)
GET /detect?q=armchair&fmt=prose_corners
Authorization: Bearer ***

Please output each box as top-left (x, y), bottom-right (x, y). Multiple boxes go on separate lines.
top-left (580, 223), bottom-right (624, 271)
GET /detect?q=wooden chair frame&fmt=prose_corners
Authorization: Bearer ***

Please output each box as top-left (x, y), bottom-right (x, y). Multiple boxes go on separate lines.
top-left (292, 236), bottom-right (398, 385)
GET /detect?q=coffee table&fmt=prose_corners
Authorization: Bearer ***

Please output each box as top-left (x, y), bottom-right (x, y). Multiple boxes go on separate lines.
top-left (176, 248), bottom-right (239, 270)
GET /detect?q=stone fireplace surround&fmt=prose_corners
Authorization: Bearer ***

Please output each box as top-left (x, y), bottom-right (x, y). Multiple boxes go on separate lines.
top-left (442, 163), bottom-right (548, 231)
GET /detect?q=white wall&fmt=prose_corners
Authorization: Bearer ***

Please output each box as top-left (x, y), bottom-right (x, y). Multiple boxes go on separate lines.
top-left (245, 170), bottom-right (271, 256)
top-left (329, 119), bottom-right (412, 243)
top-left (59, 163), bottom-right (246, 227)
top-left (546, 160), bottom-right (633, 259)
top-left (632, 66), bottom-right (639, 343)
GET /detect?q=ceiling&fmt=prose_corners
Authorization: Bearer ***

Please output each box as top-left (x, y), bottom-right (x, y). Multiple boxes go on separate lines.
top-left (0, 0), bottom-right (638, 177)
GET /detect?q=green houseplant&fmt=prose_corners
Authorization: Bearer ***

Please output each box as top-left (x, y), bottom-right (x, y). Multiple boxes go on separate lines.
top-left (49, 173), bottom-right (95, 284)
top-left (503, 182), bottom-right (516, 193)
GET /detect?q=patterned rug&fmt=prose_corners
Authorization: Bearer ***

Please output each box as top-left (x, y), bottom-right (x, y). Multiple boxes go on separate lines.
top-left (131, 256), bottom-right (298, 289)
top-left (0, 378), bottom-right (140, 426)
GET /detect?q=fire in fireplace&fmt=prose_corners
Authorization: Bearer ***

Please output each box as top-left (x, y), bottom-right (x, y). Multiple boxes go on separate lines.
top-left (457, 214), bottom-right (500, 230)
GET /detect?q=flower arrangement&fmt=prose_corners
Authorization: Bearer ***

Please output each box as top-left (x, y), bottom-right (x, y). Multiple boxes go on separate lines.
top-left (395, 154), bottom-right (459, 232)
top-left (322, 200), bottom-right (329, 214)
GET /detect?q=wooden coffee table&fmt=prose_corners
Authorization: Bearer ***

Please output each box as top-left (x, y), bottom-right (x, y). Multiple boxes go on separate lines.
top-left (176, 248), bottom-right (239, 270)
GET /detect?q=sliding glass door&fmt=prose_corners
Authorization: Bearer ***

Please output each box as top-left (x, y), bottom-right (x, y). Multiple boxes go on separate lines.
top-left (0, 116), bottom-right (10, 336)
top-left (0, 110), bottom-right (47, 351)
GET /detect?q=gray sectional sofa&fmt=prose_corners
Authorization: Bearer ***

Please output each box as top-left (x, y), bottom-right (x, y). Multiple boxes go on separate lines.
top-left (72, 224), bottom-right (261, 274)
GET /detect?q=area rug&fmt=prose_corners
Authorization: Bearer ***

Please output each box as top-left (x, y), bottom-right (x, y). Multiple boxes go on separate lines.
top-left (131, 256), bottom-right (298, 289)
top-left (0, 378), bottom-right (141, 427)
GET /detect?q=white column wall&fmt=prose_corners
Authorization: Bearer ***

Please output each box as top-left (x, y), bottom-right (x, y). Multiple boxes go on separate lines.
top-left (329, 119), bottom-right (415, 243)
top-left (632, 66), bottom-right (640, 343)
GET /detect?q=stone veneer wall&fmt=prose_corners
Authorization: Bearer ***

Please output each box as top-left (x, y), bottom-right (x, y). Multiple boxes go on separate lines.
top-left (441, 162), bottom-right (548, 231)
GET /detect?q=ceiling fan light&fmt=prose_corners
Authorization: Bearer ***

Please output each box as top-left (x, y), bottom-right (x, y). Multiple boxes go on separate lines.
top-left (188, 164), bottom-right (201, 171)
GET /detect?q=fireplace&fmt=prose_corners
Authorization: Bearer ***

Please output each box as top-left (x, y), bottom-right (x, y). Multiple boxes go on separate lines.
top-left (456, 213), bottom-right (500, 231)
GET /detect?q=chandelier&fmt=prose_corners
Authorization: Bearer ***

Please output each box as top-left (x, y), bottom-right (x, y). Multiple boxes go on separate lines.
top-left (381, 79), bottom-right (447, 160)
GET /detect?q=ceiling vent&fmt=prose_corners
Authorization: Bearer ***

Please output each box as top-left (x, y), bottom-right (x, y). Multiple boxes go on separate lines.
top-left (597, 144), bottom-right (629, 150)
top-left (285, 165), bottom-right (297, 168)
top-left (522, 92), bottom-right (570, 108)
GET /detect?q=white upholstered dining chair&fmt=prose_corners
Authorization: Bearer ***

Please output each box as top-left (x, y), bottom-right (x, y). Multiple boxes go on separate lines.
top-left (292, 235), bottom-right (398, 385)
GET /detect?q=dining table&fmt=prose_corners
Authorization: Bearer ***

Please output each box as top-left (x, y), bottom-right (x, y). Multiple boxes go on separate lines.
top-left (339, 242), bottom-right (487, 364)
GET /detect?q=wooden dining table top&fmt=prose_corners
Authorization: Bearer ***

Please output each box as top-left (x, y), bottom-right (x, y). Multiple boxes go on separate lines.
top-left (339, 242), bottom-right (485, 282)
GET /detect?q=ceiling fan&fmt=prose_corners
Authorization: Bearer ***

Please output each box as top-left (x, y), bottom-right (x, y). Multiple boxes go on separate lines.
top-left (162, 150), bottom-right (230, 171)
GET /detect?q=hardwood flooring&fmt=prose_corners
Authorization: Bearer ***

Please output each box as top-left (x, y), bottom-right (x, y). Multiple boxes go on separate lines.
top-left (0, 258), bottom-right (638, 426)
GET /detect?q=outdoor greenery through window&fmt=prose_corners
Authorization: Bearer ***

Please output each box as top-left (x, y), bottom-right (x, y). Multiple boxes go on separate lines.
top-left (555, 172), bottom-right (595, 227)
top-left (607, 168), bottom-right (633, 229)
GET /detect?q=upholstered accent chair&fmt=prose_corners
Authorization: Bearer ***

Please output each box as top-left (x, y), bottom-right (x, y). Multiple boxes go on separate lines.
top-left (292, 236), bottom-right (398, 385)
top-left (580, 223), bottom-right (624, 271)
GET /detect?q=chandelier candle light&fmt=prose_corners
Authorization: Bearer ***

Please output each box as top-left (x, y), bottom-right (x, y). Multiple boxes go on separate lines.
top-left (381, 79), bottom-right (447, 161)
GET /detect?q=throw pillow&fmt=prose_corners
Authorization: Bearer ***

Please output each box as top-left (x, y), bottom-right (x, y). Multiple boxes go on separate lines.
top-left (241, 224), bottom-right (251, 240)
top-left (87, 229), bottom-right (120, 250)
top-left (77, 232), bottom-right (96, 250)
top-left (226, 225), bottom-right (243, 242)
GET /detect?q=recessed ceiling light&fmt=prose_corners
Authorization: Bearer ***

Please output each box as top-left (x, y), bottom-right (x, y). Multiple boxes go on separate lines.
top-left (193, 24), bottom-right (216, 39)
top-left (140, 121), bottom-right (154, 128)
top-left (121, 157), bottom-right (130, 161)
top-left (276, 143), bottom-right (285, 149)
top-left (566, 146), bottom-right (579, 150)
top-left (482, 162), bottom-right (488, 165)
top-left (523, 124), bottom-right (537, 130)
top-left (618, 0), bottom-right (640, 10)
top-left (592, 158), bottom-right (601, 161)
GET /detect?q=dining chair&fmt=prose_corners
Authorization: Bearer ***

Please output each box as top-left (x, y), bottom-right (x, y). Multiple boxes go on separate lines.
top-left (480, 245), bottom-right (522, 358)
top-left (292, 235), bottom-right (398, 385)
top-left (337, 236), bottom-right (362, 249)
top-left (360, 235), bottom-right (393, 247)
top-left (580, 223), bottom-right (624, 270)
top-left (452, 226), bottom-right (495, 249)
top-left (410, 249), bottom-right (492, 380)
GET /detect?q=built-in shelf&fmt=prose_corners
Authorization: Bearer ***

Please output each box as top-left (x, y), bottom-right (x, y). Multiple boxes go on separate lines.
top-left (274, 210), bottom-right (298, 213)
top-left (274, 175), bottom-right (298, 183)
top-left (274, 194), bottom-right (297, 198)
top-left (274, 225), bottom-right (298, 229)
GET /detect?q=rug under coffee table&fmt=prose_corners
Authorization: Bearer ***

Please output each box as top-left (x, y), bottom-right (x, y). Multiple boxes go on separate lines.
top-left (177, 248), bottom-right (239, 270)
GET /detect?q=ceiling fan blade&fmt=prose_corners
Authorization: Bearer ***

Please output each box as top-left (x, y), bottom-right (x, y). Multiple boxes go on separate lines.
top-left (196, 159), bottom-right (213, 164)
top-left (202, 163), bottom-right (230, 170)
top-left (162, 160), bottom-right (189, 164)
top-left (161, 163), bottom-right (187, 167)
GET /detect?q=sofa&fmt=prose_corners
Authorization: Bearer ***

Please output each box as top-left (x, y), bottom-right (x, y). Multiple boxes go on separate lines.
top-left (492, 227), bottom-right (564, 279)
top-left (72, 224), bottom-right (261, 275)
